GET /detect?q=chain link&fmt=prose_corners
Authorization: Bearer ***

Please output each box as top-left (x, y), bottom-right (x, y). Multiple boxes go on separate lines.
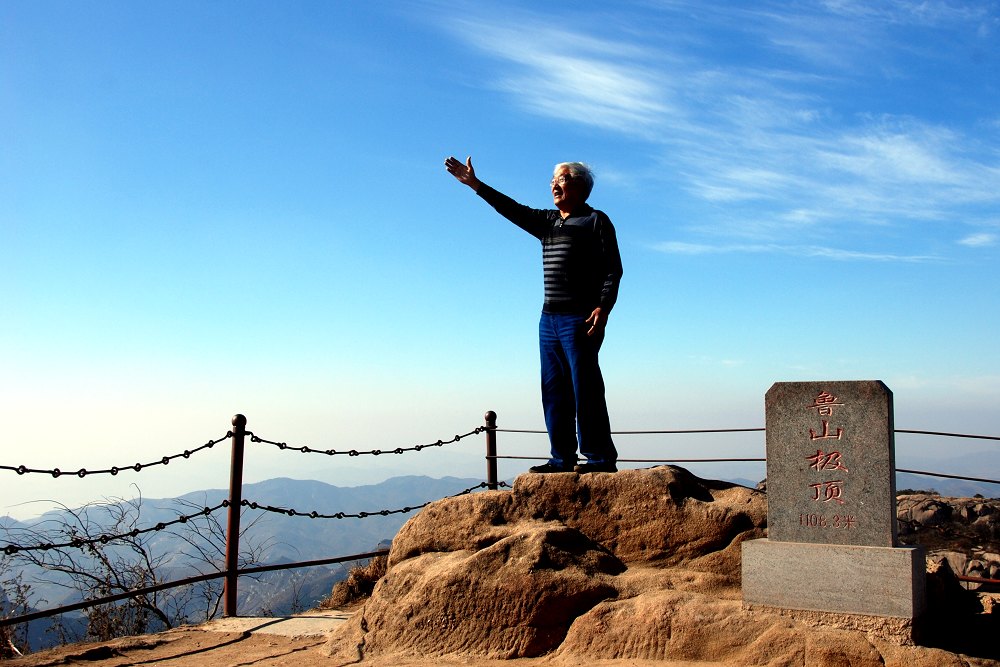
top-left (240, 481), bottom-right (509, 520)
top-left (248, 426), bottom-right (486, 456)
top-left (0, 433), bottom-right (232, 478)
top-left (1, 502), bottom-right (228, 556)
top-left (0, 425), bottom-right (487, 478)
top-left (1, 482), bottom-right (511, 555)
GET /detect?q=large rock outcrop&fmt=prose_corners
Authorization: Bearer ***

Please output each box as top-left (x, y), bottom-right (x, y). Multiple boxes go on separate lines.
top-left (899, 493), bottom-right (1000, 586)
top-left (325, 466), bottom-right (1000, 666)
top-left (389, 464), bottom-right (762, 575)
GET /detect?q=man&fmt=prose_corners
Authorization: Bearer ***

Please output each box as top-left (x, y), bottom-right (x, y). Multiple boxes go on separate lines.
top-left (444, 156), bottom-right (623, 473)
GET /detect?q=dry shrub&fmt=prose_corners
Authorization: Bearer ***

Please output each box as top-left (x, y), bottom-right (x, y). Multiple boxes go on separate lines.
top-left (322, 554), bottom-right (388, 609)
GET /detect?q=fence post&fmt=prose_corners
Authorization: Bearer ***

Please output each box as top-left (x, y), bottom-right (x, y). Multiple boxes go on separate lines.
top-left (223, 414), bottom-right (246, 617)
top-left (484, 411), bottom-right (498, 490)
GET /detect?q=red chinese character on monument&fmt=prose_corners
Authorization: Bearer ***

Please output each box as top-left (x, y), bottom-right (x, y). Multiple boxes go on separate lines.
top-left (808, 391), bottom-right (844, 416)
top-left (809, 421), bottom-right (843, 440)
top-left (807, 391), bottom-right (845, 440)
top-left (806, 449), bottom-right (849, 472)
top-left (809, 480), bottom-right (846, 505)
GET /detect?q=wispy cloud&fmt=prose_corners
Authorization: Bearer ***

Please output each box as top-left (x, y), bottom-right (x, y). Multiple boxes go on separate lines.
top-left (958, 232), bottom-right (998, 247)
top-left (820, 0), bottom-right (993, 26)
top-left (444, 16), bottom-right (675, 135)
top-left (434, 1), bottom-right (1000, 261)
top-left (652, 241), bottom-right (938, 263)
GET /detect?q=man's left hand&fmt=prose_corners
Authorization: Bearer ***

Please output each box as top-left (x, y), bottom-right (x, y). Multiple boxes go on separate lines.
top-left (585, 307), bottom-right (606, 336)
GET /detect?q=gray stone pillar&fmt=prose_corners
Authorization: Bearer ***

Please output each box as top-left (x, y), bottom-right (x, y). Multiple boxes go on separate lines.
top-left (764, 380), bottom-right (897, 546)
top-left (742, 381), bottom-right (926, 643)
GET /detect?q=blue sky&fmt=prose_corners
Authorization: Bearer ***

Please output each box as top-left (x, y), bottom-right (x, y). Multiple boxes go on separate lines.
top-left (2, 1), bottom-right (999, 518)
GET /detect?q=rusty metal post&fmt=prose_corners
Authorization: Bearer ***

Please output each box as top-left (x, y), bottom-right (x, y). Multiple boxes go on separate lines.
top-left (484, 411), bottom-right (498, 490)
top-left (223, 414), bottom-right (246, 617)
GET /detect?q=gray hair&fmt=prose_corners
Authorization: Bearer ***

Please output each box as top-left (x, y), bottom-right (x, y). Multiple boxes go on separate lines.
top-left (555, 162), bottom-right (594, 200)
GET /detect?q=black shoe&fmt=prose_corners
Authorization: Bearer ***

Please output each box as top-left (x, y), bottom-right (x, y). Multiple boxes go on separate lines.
top-left (529, 463), bottom-right (575, 473)
top-left (574, 462), bottom-right (618, 473)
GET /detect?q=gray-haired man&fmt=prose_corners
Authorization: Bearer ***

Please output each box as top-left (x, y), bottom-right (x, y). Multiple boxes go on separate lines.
top-left (445, 156), bottom-right (623, 473)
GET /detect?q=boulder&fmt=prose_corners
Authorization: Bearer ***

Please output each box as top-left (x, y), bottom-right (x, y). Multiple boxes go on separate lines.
top-left (327, 522), bottom-right (623, 661)
top-left (324, 467), bottom-right (1000, 665)
top-left (328, 465), bottom-right (766, 662)
top-left (898, 495), bottom-right (952, 527)
top-left (556, 587), bottom-right (794, 663)
top-left (391, 465), bottom-right (766, 576)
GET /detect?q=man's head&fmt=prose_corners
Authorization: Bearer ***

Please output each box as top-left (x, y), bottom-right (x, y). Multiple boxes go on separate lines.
top-left (551, 162), bottom-right (594, 213)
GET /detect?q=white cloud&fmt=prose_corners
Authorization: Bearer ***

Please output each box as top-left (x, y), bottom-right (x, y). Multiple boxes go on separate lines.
top-left (958, 233), bottom-right (998, 247)
top-left (651, 240), bottom-right (938, 263)
top-left (444, 16), bottom-right (674, 135)
top-left (436, 2), bottom-right (1000, 258)
top-left (803, 246), bottom-right (937, 262)
top-left (822, 128), bottom-right (962, 185)
top-left (819, 0), bottom-right (992, 27)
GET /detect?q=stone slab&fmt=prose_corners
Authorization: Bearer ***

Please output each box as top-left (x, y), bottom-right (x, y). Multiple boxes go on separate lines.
top-left (742, 604), bottom-right (919, 646)
top-left (765, 381), bottom-right (897, 546)
top-left (200, 609), bottom-right (352, 637)
top-left (742, 538), bottom-right (925, 619)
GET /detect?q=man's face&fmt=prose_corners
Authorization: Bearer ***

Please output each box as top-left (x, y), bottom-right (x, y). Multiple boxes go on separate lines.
top-left (551, 167), bottom-right (585, 212)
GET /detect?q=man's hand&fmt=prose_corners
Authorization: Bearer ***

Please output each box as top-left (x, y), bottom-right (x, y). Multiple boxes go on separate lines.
top-left (585, 307), bottom-right (607, 336)
top-left (445, 155), bottom-right (481, 191)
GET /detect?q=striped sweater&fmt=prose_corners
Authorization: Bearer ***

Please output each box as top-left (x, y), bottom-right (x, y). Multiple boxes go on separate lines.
top-left (477, 184), bottom-right (623, 315)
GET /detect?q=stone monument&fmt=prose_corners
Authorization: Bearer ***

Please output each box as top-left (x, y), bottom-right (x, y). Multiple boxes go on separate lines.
top-left (742, 381), bottom-right (926, 641)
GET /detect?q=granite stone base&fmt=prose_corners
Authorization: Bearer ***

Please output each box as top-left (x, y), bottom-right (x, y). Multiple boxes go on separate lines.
top-left (741, 604), bottom-right (921, 646)
top-left (742, 539), bottom-right (926, 619)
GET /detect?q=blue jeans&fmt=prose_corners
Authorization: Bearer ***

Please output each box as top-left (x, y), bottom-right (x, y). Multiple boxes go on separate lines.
top-left (539, 312), bottom-right (617, 468)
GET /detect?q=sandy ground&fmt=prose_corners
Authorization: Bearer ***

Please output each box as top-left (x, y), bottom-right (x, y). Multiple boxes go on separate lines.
top-left (1, 610), bottom-right (674, 667)
top-left (7, 632), bottom-right (712, 667)
top-left (5, 609), bottom-right (717, 667)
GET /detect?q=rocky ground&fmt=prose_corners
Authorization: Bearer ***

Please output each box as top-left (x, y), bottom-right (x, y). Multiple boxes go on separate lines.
top-left (898, 492), bottom-right (1000, 589)
top-left (6, 470), bottom-right (1000, 667)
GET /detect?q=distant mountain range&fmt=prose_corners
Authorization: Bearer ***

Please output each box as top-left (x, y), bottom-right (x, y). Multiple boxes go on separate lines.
top-left (167, 475), bottom-right (489, 563)
top-left (0, 475), bottom-right (485, 651)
